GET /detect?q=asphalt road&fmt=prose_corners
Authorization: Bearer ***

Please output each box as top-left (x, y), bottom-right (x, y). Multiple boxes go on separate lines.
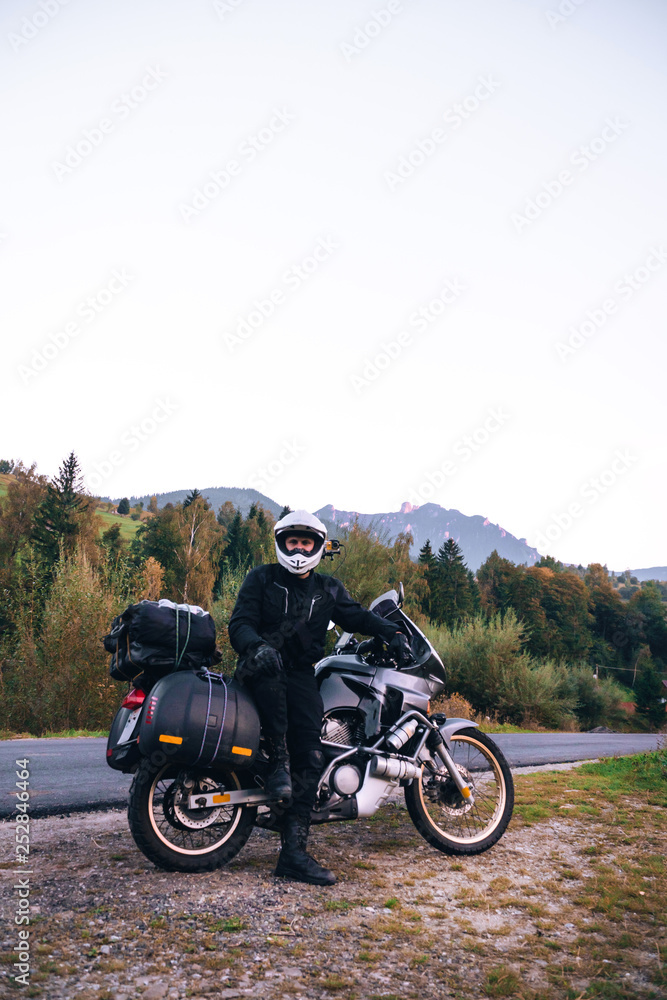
top-left (0, 732), bottom-right (661, 819)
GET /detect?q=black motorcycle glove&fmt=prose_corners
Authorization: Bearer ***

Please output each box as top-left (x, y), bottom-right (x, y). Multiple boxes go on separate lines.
top-left (388, 632), bottom-right (413, 666)
top-left (236, 643), bottom-right (283, 683)
top-left (251, 643), bottom-right (284, 678)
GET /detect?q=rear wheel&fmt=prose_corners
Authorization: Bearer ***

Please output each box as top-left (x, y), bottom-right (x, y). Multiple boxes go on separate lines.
top-left (128, 759), bottom-right (256, 872)
top-left (405, 728), bottom-right (513, 855)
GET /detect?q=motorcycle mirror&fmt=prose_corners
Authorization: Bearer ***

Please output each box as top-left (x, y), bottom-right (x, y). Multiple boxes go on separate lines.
top-left (397, 582), bottom-right (405, 607)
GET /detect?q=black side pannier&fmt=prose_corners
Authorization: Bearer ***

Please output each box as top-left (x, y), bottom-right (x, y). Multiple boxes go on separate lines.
top-left (138, 671), bottom-right (260, 769)
top-left (103, 600), bottom-right (217, 689)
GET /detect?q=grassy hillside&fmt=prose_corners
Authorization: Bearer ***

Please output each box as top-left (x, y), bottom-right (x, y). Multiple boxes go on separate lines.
top-left (96, 509), bottom-right (143, 540)
top-left (0, 473), bottom-right (142, 541)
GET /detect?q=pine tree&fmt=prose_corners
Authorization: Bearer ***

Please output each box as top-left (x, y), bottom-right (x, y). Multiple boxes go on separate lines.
top-left (117, 497), bottom-right (130, 515)
top-left (246, 505), bottom-right (274, 565)
top-left (278, 505), bottom-right (292, 520)
top-left (418, 540), bottom-right (436, 618)
top-left (433, 538), bottom-right (474, 627)
top-left (221, 509), bottom-right (251, 572)
top-left (32, 452), bottom-right (89, 571)
top-left (477, 550), bottom-right (518, 616)
top-left (467, 569), bottom-right (481, 615)
top-left (217, 501), bottom-right (237, 530)
top-left (183, 489), bottom-right (202, 508)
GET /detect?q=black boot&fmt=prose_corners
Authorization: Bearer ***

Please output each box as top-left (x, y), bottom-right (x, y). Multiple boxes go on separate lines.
top-left (274, 814), bottom-right (336, 886)
top-left (265, 736), bottom-right (292, 802)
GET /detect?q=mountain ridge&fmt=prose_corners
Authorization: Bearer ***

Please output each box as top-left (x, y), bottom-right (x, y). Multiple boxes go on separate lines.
top-left (103, 485), bottom-right (665, 578)
top-left (314, 502), bottom-right (540, 572)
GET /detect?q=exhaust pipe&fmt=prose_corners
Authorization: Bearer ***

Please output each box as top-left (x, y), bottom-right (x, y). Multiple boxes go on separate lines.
top-left (370, 757), bottom-right (422, 781)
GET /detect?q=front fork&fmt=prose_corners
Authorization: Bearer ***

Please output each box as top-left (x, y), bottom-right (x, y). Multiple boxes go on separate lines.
top-left (425, 727), bottom-right (475, 804)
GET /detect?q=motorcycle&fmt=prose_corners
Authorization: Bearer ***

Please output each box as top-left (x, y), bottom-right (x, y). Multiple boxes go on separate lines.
top-left (107, 584), bottom-right (514, 873)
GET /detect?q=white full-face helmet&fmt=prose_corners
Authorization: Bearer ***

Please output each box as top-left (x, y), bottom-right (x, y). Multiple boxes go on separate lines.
top-left (274, 509), bottom-right (327, 575)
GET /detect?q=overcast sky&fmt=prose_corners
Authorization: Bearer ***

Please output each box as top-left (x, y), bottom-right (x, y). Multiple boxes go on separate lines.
top-left (2, 0), bottom-right (665, 571)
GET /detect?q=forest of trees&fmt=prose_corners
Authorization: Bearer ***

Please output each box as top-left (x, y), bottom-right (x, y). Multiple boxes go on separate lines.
top-left (0, 453), bottom-right (665, 734)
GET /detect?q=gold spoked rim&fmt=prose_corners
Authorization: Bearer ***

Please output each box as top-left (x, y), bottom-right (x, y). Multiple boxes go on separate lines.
top-left (418, 734), bottom-right (507, 845)
top-left (148, 765), bottom-right (243, 856)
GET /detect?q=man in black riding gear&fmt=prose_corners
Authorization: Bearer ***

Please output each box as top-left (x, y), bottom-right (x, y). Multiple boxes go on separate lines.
top-left (228, 509), bottom-right (412, 886)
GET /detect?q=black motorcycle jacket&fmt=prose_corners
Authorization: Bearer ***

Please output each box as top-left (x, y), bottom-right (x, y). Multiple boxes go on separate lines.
top-left (228, 564), bottom-right (401, 671)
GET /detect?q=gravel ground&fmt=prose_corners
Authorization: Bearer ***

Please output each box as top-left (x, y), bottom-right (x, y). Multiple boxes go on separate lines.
top-left (0, 760), bottom-right (663, 1000)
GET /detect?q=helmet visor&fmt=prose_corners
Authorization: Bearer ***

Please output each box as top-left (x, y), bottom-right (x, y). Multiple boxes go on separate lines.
top-left (275, 530), bottom-right (324, 557)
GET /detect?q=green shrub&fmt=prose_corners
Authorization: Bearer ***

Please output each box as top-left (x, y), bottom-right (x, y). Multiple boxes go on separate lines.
top-left (558, 664), bottom-right (627, 730)
top-left (210, 565), bottom-right (248, 676)
top-left (0, 549), bottom-right (126, 733)
top-left (423, 612), bottom-right (625, 731)
top-left (424, 612), bottom-right (576, 727)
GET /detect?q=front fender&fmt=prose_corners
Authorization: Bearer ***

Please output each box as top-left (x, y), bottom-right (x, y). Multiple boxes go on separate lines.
top-left (435, 716), bottom-right (479, 748)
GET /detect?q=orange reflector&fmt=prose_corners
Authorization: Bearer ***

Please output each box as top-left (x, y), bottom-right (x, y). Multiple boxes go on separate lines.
top-left (232, 746), bottom-right (252, 756)
top-left (461, 786), bottom-right (471, 798)
top-left (212, 793), bottom-right (231, 804)
top-left (159, 734), bottom-right (183, 745)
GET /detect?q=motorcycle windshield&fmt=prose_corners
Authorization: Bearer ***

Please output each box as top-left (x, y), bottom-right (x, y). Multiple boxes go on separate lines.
top-left (370, 590), bottom-right (447, 694)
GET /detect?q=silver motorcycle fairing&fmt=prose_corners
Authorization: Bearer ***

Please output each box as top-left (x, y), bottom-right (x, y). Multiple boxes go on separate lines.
top-left (315, 653), bottom-right (432, 742)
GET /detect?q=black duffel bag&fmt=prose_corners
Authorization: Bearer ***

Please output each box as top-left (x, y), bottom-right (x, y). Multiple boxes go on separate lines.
top-left (103, 599), bottom-right (217, 688)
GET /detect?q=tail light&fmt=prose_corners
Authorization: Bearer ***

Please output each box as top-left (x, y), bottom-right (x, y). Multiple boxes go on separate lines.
top-left (121, 688), bottom-right (146, 710)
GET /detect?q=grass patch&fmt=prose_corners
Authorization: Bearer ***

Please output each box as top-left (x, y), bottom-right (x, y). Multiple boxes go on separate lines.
top-left (577, 747), bottom-right (667, 806)
top-left (483, 966), bottom-right (523, 996)
top-left (208, 917), bottom-right (247, 933)
top-left (324, 899), bottom-right (352, 912)
top-left (513, 747), bottom-right (667, 826)
top-left (0, 728), bottom-right (108, 739)
top-left (319, 973), bottom-right (350, 990)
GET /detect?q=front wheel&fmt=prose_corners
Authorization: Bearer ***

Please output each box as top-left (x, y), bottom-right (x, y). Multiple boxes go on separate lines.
top-left (128, 758), bottom-right (257, 872)
top-left (405, 728), bottom-right (513, 855)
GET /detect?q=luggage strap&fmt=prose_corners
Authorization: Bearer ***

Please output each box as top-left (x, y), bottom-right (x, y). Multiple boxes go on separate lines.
top-left (193, 670), bottom-right (228, 767)
top-left (174, 605), bottom-right (192, 670)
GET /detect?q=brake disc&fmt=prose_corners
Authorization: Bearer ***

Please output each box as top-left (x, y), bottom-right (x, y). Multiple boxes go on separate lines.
top-left (164, 777), bottom-right (226, 830)
top-left (426, 765), bottom-right (475, 817)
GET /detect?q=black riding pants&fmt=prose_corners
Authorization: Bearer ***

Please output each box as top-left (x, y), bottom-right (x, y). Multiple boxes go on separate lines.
top-left (243, 668), bottom-right (324, 818)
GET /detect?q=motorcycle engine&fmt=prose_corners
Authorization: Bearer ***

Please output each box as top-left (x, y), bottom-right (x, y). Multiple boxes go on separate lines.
top-left (321, 710), bottom-right (365, 748)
